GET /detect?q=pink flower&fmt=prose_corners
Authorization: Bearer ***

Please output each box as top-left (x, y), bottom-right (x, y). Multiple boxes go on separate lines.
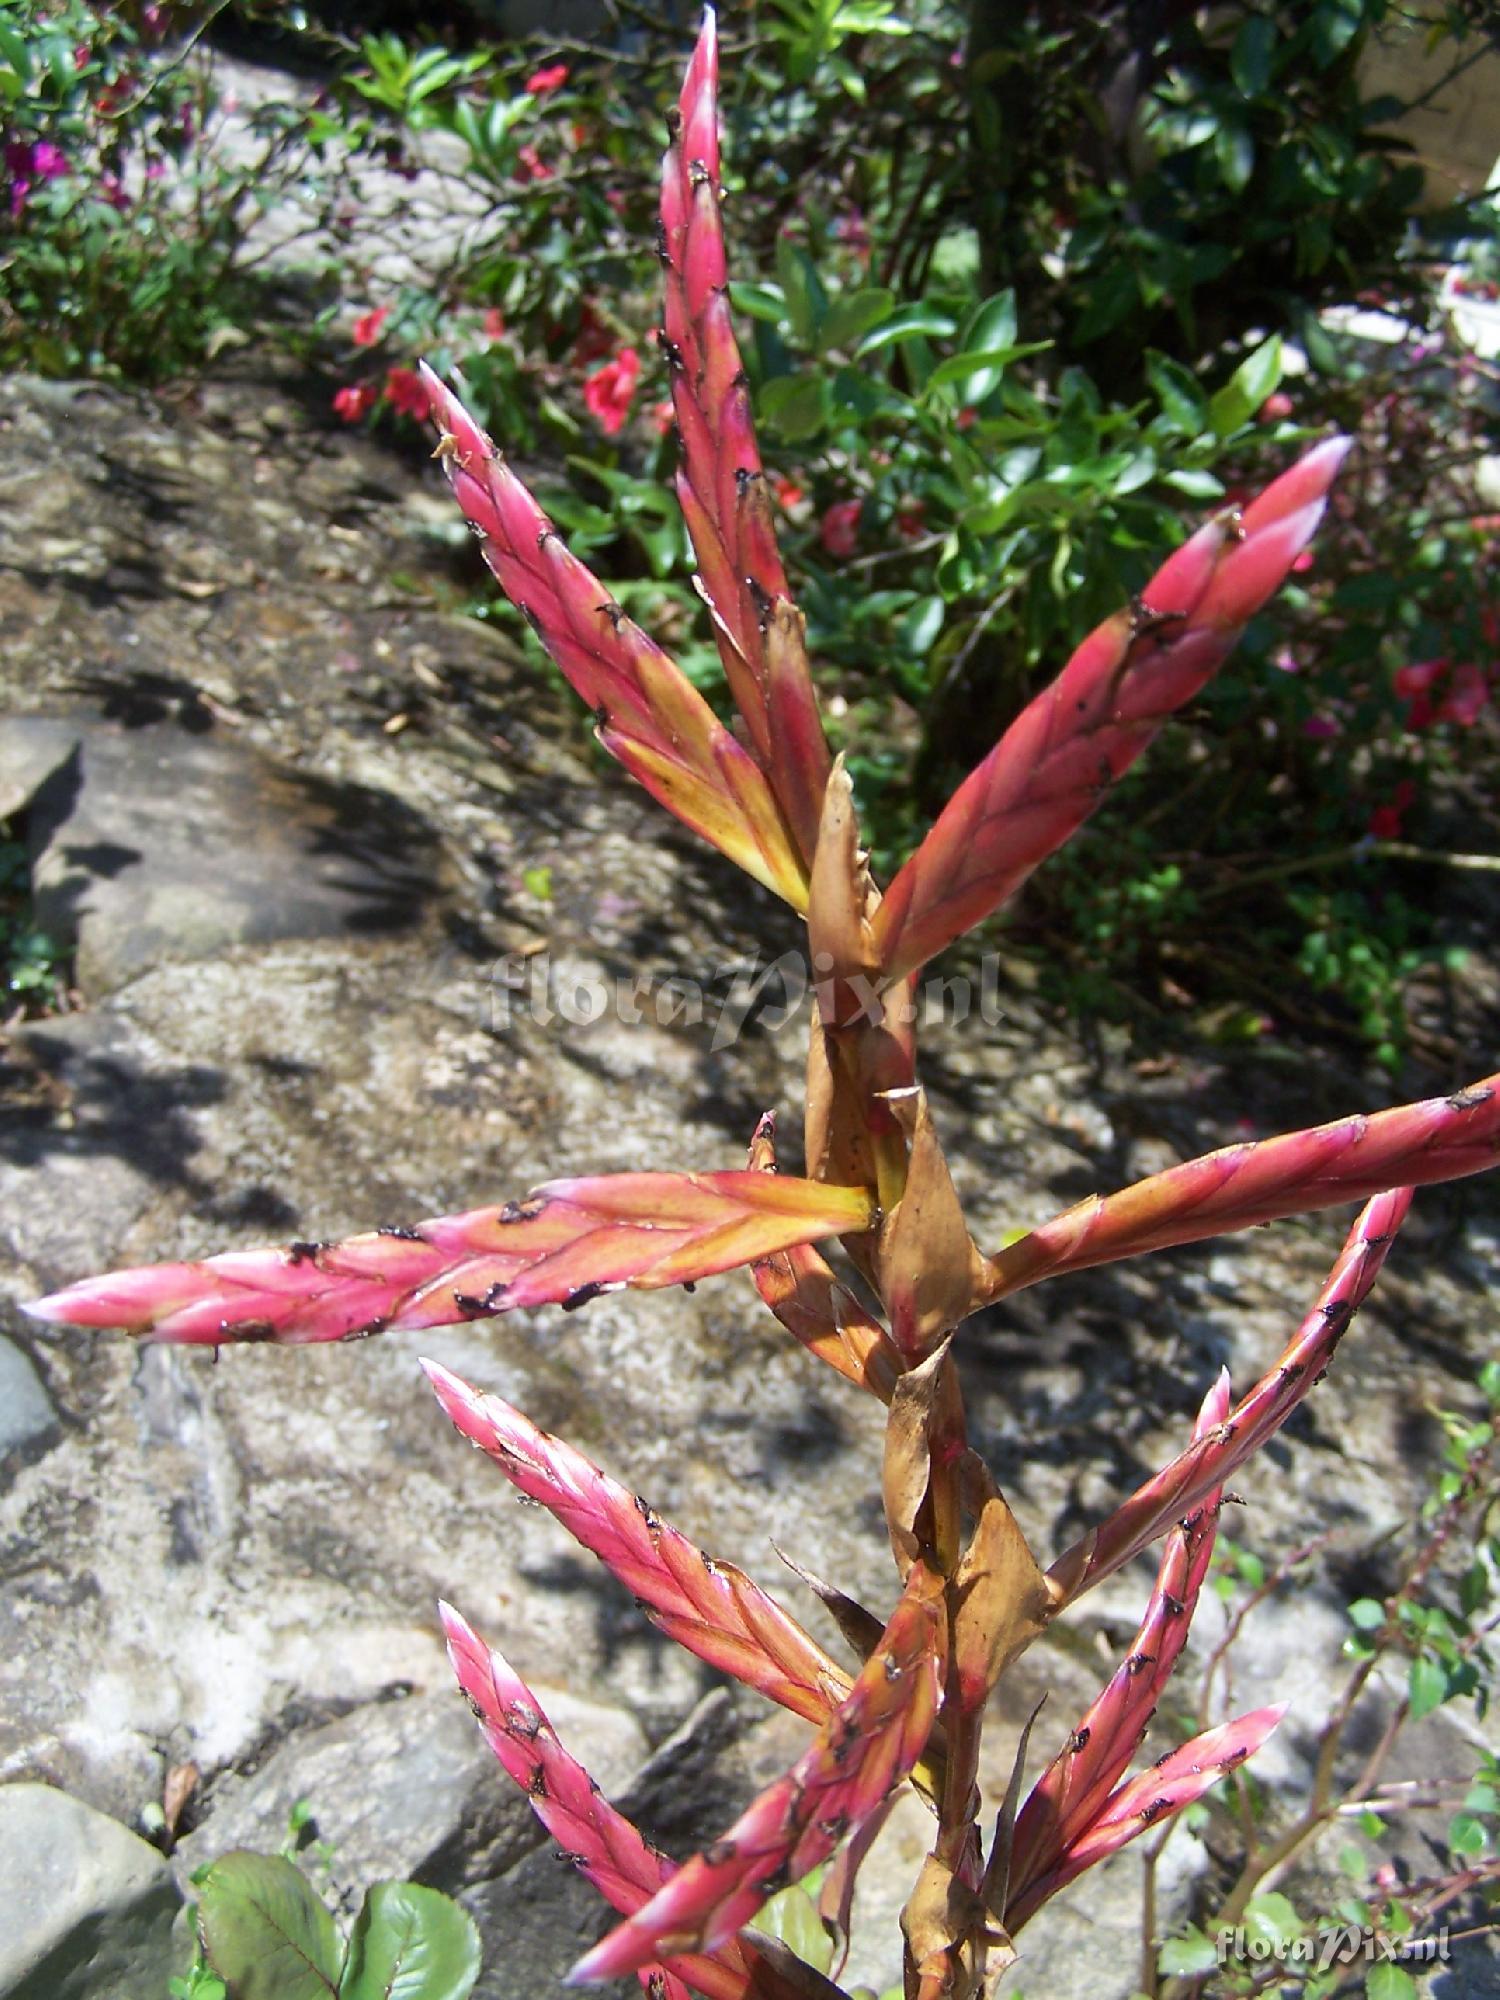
top-left (1290, 549), bottom-right (1314, 573)
top-left (1393, 658), bottom-right (1444, 702)
top-left (482, 307), bottom-right (507, 340)
top-left (1270, 647), bottom-right (1299, 674)
top-left (773, 476), bottom-right (806, 511)
top-left (352, 305), bottom-right (389, 347)
top-left (31, 141), bottom-right (68, 180)
top-left (583, 348), bottom-right (641, 434)
top-left (383, 366), bottom-right (430, 421)
top-left (332, 383), bottom-right (377, 423)
top-left (1302, 714), bottom-right (1340, 740)
top-left (820, 498), bottom-right (862, 559)
top-left (956, 406), bottom-right (977, 431)
top-left (649, 399), bottom-right (674, 435)
top-left (514, 143), bottom-right (552, 184)
top-left (526, 63), bottom-right (569, 95)
top-left (99, 172), bottom-right (130, 211)
top-left (1257, 392), bottom-right (1294, 423)
top-left (1436, 661), bottom-right (1488, 727)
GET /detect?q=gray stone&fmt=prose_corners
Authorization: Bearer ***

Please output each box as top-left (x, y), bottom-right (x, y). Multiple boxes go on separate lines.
top-left (23, 718), bottom-right (446, 999)
top-left (0, 717), bottom-right (80, 823)
top-left (0, 1336), bottom-right (57, 1460)
top-left (0, 1782), bottom-right (183, 2000)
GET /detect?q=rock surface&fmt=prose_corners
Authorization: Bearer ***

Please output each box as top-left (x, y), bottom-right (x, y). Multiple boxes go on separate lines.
top-left (0, 1782), bottom-right (183, 2000)
top-left (0, 363), bottom-right (1496, 1998)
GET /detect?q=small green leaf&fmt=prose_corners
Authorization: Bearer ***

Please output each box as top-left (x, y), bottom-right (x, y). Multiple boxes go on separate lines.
top-left (759, 373), bottom-right (829, 441)
top-left (1365, 1965), bottom-right (1417, 2000)
top-left (338, 1882), bottom-right (481, 2000)
top-left (898, 595), bottom-right (945, 660)
top-left (196, 1852), bottom-right (342, 2000)
top-left (1408, 1654), bottom-right (1447, 1720)
top-left (728, 281), bottom-right (788, 325)
top-left (1448, 1811), bottom-right (1486, 1857)
top-left (1146, 351), bottom-right (1207, 435)
top-left (749, 1881), bottom-right (834, 1974)
top-left (1347, 1597), bottom-right (1386, 1631)
top-left (1158, 1928), bottom-right (1219, 1975)
top-left (1243, 1891), bottom-right (1301, 1951)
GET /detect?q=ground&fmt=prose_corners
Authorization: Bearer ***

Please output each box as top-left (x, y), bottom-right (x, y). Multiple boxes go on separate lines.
top-left (0, 357), bottom-right (1496, 1999)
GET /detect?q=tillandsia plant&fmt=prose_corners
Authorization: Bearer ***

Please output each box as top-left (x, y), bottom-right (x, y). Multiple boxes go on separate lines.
top-left (29, 12), bottom-right (1500, 1997)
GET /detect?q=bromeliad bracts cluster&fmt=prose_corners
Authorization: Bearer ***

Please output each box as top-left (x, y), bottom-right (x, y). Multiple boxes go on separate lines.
top-left (30, 12), bottom-right (1500, 1997)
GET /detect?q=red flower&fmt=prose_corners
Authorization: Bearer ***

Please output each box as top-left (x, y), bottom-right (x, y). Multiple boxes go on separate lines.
top-left (332, 383), bottom-right (377, 423)
top-left (352, 305), bottom-right (389, 348)
top-left (1436, 661), bottom-right (1489, 728)
top-left (1257, 392), bottom-right (1294, 423)
top-left (956, 406), bottom-right (977, 431)
top-left (514, 143), bottom-right (553, 184)
top-left (383, 367), bottom-right (430, 421)
top-left (570, 301), bottom-right (614, 366)
top-left (895, 499), bottom-right (927, 540)
top-left (773, 476), bottom-right (806, 511)
top-left (584, 348), bottom-right (641, 435)
top-left (526, 63), bottom-right (569, 95)
top-left (1368, 779), bottom-right (1416, 840)
top-left (650, 399), bottom-right (675, 436)
top-left (482, 307), bottom-right (507, 340)
top-left (820, 498), bottom-right (862, 559)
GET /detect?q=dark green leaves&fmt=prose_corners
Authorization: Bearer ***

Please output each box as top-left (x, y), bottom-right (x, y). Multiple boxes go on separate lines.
top-left (193, 1854), bottom-right (481, 2000)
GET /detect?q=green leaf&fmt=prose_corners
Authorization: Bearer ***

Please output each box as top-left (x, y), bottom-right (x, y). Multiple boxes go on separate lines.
top-left (1231, 15), bottom-right (1276, 96)
top-left (759, 373), bottom-right (829, 442)
top-left (856, 305), bottom-right (958, 357)
top-left (1162, 468), bottom-right (1225, 499)
top-left (1208, 336), bottom-right (1282, 436)
top-left (776, 238), bottom-right (828, 348)
top-left (1347, 1597), bottom-right (1386, 1631)
top-left (338, 1882), bottom-right (481, 2000)
top-left (749, 1881), bottom-right (834, 1974)
top-left (1408, 1654), bottom-right (1447, 1720)
top-left (728, 281), bottom-right (788, 325)
top-left (1146, 352), bottom-right (1207, 436)
top-left (1365, 1965), bottom-right (1417, 2000)
top-left (898, 595), bottom-right (945, 660)
top-left (821, 287), bottom-right (896, 351)
top-left (1447, 1811), bottom-right (1486, 1857)
top-left (1158, 1929), bottom-right (1219, 1976)
top-left (924, 341), bottom-right (1048, 400)
top-left (1214, 121), bottom-right (1255, 192)
top-left (196, 1853), bottom-right (342, 2000)
top-left (1243, 1892), bottom-right (1301, 1951)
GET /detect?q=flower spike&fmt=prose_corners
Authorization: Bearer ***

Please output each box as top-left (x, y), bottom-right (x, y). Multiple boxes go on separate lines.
top-left (1005, 1376), bottom-right (1229, 1916)
top-left (1051, 1187), bottom-right (1411, 1600)
top-left (441, 1605), bottom-right (840, 2000)
top-left (28, 1170), bottom-right (877, 1345)
top-left (980, 1078), bottom-right (1495, 1299)
top-left (870, 437), bottom-right (1351, 984)
top-left (421, 364), bottom-right (810, 910)
top-left (569, 1563), bottom-right (947, 1984)
top-left (661, 8), bottom-right (831, 859)
top-left (423, 1359), bottom-right (850, 1725)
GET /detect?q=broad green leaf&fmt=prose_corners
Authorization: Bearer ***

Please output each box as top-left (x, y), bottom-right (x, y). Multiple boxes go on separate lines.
top-left (1215, 122), bottom-right (1255, 192)
top-left (924, 341), bottom-right (1048, 398)
top-left (339, 1882), bottom-right (481, 2000)
top-left (759, 373), bottom-right (829, 441)
top-left (1232, 15), bottom-right (1276, 95)
top-left (856, 305), bottom-right (959, 357)
top-left (822, 287), bottom-right (897, 351)
top-left (1348, 1598), bottom-right (1386, 1630)
top-left (898, 595), bottom-right (945, 660)
top-left (196, 1853), bottom-right (342, 2000)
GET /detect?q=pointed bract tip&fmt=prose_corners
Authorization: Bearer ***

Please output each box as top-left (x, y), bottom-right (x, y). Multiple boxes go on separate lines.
top-left (437, 1599), bottom-right (473, 1648)
top-left (419, 361), bottom-right (494, 463)
top-left (20, 1293), bottom-right (67, 1324)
